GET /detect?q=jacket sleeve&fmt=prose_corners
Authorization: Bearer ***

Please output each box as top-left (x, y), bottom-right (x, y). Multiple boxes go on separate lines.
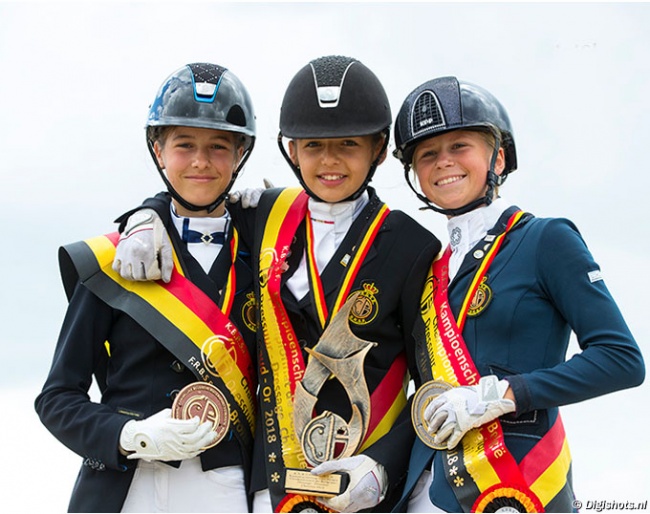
top-left (506, 218), bottom-right (645, 414)
top-left (34, 283), bottom-right (133, 472)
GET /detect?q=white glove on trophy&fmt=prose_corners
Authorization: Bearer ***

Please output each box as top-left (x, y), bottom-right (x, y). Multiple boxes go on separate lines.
top-left (424, 375), bottom-right (516, 450)
top-left (311, 455), bottom-right (388, 512)
top-left (119, 408), bottom-right (217, 462)
top-left (112, 208), bottom-right (173, 283)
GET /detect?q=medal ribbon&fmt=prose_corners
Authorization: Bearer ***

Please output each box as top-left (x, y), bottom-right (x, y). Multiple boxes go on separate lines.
top-left (305, 215), bottom-right (329, 328)
top-left (420, 210), bottom-right (571, 511)
top-left (220, 229), bottom-right (239, 317)
top-left (456, 211), bottom-right (523, 330)
top-left (305, 204), bottom-right (390, 329)
top-left (258, 188), bottom-right (318, 512)
top-left (79, 231), bottom-right (256, 439)
top-left (258, 188), bottom-right (308, 471)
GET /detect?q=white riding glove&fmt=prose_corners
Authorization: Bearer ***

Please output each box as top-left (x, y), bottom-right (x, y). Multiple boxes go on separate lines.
top-left (228, 178), bottom-right (274, 208)
top-left (424, 375), bottom-right (516, 450)
top-left (119, 408), bottom-right (216, 462)
top-left (112, 208), bottom-right (173, 283)
top-left (311, 455), bottom-right (387, 512)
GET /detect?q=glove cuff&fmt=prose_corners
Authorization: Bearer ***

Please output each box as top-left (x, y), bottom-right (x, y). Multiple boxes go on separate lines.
top-left (478, 375), bottom-right (509, 401)
top-left (119, 420), bottom-right (137, 453)
top-left (373, 461), bottom-right (388, 503)
top-left (122, 209), bottom-right (157, 237)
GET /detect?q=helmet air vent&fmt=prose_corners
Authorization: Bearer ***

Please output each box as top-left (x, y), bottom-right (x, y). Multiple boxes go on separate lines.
top-left (226, 104), bottom-right (247, 127)
top-left (188, 62), bottom-right (226, 102)
top-left (310, 55), bottom-right (356, 109)
top-left (411, 90), bottom-right (446, 139)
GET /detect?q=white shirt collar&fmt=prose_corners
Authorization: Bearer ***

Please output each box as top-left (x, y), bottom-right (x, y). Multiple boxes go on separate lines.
top-left (169, 203), bottom-right (230, 274)
top-left (286, 191), bottom-right (369, 301)
top-left (447, 197), bottom-right (509, 282)
top-left (170, 203), bottom-right (230, 237)
top-left (307, 190), bottom-right (369, 238)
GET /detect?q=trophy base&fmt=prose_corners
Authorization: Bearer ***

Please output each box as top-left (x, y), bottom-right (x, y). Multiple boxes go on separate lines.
top-left (284, 468), bottom-right (349, 498)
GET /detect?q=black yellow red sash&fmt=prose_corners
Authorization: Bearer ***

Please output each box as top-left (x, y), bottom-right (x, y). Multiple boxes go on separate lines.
top-left (257, 188), bottom-right (407, 512)
top-left (419, 210), bottom-right (572, 512)
top-left (60, 231), bottom-right (256, 450)
top-left (305, 204), bottom-right (390, 329)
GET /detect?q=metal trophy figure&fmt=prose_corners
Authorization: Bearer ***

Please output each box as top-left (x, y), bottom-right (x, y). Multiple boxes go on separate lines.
top-left (293, 292), bottom-right (376, 466)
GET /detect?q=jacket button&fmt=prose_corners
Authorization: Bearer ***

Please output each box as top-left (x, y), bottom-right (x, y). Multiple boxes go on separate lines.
top-left (170, 360), bottom-right (185, 373)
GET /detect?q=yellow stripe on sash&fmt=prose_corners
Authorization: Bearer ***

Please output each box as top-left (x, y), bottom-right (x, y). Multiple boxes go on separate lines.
top-left (359, 390), bottom-right (407, 452)
top-left (332, 204), bottom-right (389, 316)
top-left (530, 438), bottom-right (572, 505)
top-left (463, 429), bottom-right (502, 490)
top-left (261, 188), bottom-right (304, 254)
top-left (85, 235), bottom-right (255, 432)
top-left (258, 188), bottom-right (306, 469)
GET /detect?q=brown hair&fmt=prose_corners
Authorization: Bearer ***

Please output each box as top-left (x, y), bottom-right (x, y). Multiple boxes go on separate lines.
top-left (147, 125), bottom-right (246, 150)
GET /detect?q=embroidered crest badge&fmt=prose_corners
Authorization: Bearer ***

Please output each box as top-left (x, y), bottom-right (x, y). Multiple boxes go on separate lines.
top-left (348, 282), bottom-right (379, 325)
top-left (467, 276), bottom-right (492, 317)
top-left (241, 291), bottom-right (257, 332)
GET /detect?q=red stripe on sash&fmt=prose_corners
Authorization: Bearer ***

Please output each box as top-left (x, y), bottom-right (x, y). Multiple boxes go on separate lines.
top-left (364, 352), bottom-right (407, 442)
top-left (520, 414), bottom-right (566, 484)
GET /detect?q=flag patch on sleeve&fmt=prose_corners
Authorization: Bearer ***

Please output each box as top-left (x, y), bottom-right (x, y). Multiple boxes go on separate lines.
top-left (588, 270), bottom-right (603, 283)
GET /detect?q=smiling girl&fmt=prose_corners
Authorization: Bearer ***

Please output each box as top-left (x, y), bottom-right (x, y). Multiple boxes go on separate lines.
top-left (392, 76), bottom-right (644, 513)
top-left (250, 55), bottom-right (441, 513)
top-left (35, 63), bottom-right (259, 513)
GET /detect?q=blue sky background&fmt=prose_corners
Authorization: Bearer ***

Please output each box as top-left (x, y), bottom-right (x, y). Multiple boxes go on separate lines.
top-left (1, 1), bottom-right (648, 510)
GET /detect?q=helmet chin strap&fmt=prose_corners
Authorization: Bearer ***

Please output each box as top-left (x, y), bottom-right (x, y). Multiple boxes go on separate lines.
top-left (406, 141), bottom-right (504, 217)
top-left (277, 129), bottom-right (389, 203)
top-left (147, 139), bottom-right (254, 214)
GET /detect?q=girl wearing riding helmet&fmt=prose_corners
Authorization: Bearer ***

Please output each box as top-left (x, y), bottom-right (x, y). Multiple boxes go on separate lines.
top-left (391, 77), bottom-right (644, 513)
top-left (249, 55), bottom-right (441, 513)
top-left (35, 63), bottom-right (259, 512)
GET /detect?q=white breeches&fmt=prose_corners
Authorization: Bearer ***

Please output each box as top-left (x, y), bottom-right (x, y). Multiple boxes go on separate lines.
top-left (121, 457), bottom-right (247, 512)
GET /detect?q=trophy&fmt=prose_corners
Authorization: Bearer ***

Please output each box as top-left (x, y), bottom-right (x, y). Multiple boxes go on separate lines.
top-left (290, 292), bottom-right (376, 496)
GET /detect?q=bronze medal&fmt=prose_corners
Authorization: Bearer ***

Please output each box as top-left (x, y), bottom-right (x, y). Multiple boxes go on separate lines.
top-left (411, 380), bottom-right (454, 450)
top-left (172, 382), bottom-right (230, 448)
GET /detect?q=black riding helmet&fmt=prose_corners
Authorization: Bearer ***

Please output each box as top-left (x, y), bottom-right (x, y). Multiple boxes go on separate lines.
top-left (146, 62), bottom-right (256, 213)
top-left (393, 76), bottom-right (517, 216)
top-left (278, 55), bottom-right (391, 202)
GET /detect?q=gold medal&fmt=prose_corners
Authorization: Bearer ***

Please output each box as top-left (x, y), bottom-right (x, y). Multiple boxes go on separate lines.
top-left (172, 382), bottom-right (230, 448)
top-left (411, 380), bottom-right (453, 450)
